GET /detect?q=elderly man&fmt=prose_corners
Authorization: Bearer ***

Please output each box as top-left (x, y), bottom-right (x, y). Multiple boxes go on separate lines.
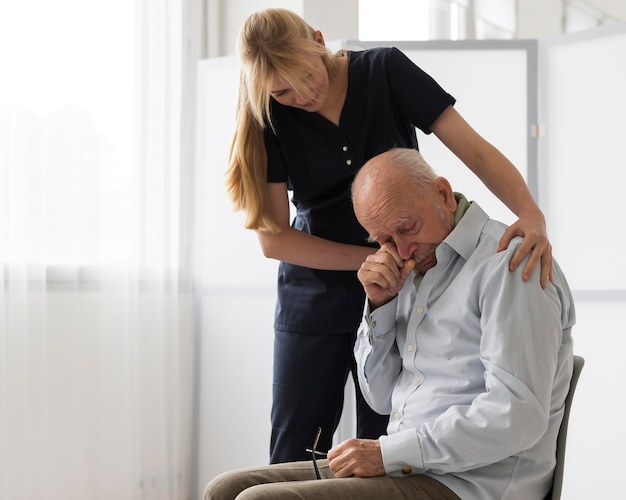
top-left (204, 148), bottom-right (575, 500)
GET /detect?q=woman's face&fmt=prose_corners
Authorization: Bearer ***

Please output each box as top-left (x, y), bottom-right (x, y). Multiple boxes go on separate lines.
top-left (269, 53), bottom-right (329, 112)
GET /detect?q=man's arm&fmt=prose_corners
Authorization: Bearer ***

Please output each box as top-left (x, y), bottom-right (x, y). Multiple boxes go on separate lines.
top-left (354, 298), bottom-right (403, 415)
top-left (381, 247), bottom-right (571, 475)
top-left (354, 243), bottom-right (414, 414)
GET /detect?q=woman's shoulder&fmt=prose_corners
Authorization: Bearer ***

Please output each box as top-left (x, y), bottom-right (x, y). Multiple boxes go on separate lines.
top-left (348, 45), bottom-right (401, 64)
top-left (348, 46), bottom-right (414, 76)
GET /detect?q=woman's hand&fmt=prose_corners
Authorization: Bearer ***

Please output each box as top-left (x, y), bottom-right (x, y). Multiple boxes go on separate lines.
top-left (498, 209), bottom-right (552, 288)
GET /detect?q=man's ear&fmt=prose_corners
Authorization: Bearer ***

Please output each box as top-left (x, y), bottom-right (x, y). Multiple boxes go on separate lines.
top-left (314, 30), bottom-right (326, 46)
top-left (432, 177), bottom-right (457, 212)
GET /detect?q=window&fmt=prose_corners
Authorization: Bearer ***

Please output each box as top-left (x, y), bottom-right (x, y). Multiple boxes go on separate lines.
top-left (564, 0), bottom-right (619, 33)
top-left (359, 0), bottom-right (516, 41)
top-left (359, 0), bottom-right (430, 40)
top-left (0, 0), bottom-right (181, 271)
top-left (430, 0), bottom-right (468, 40)
top-left (474, 0), bottom-right (515, 39)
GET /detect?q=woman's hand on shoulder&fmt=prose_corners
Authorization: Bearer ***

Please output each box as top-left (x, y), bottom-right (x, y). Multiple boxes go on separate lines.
top-left (498, 208), bottom-right (553, 288)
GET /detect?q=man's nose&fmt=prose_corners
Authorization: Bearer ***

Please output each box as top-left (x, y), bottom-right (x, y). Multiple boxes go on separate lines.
top-left (396, 240), bottom-right (414, 260)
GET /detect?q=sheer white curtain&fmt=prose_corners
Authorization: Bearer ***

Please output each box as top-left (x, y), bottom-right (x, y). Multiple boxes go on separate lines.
top-left (0, 1), bottom-right (199, 499)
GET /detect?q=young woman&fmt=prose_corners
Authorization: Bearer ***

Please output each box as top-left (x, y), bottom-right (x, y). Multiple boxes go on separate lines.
top-left (226, 8), bottom-right (552, 464)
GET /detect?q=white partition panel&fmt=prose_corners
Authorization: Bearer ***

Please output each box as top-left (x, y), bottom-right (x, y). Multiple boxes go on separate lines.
top-left (348, 40), bottom-right (535, 225)
top-left (396, 46), bottom-right (529, 225)
top-left (539, 23), bottom-right (626, 500)
top-left (541, 25), bottom-right (626, 291)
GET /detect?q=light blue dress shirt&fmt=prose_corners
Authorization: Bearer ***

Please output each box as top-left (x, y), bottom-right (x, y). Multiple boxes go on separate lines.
top-left (355, 201), bottom-right (575, 500)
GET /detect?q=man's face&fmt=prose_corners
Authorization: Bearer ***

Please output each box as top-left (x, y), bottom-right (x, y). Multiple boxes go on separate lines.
top-left (356, 180), bottom-right (455, 274)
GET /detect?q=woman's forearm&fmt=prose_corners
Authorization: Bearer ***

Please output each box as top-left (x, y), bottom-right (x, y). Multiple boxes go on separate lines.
top-left (257, 226), bottom-right (375, 271)
top-left (431, 106), bottom-right (542, 218)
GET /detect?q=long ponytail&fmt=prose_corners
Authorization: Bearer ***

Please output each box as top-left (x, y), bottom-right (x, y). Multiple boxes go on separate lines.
top-left (225, 72), bottom-right (279, 232)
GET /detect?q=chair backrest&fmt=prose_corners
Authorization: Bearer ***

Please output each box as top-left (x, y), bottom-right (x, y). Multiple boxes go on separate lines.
top-left (545, 354), bottom-right (585, 500)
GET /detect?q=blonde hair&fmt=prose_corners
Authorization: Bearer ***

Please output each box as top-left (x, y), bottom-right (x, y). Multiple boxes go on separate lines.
top-left (225, 8), bottom-right (341, 232)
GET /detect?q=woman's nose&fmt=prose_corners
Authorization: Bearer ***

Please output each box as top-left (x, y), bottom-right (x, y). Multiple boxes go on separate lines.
top-left (294, 93), bottom-right (309, 105)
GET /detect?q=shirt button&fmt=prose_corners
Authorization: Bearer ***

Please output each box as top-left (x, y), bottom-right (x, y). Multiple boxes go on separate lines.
top-left (394, 412), bottom-right (401, 420)
top-left (416, 306), bottom-right (424, 314)
top-left (407, 345), bottom-right (414, 352)
top-left (346, 159), bottom-right (352, 166)
top-left (371, 320), bottom-right (377, 328)
top-left (342, 145), bottom-right (348, 151)
top-left (415, 378), bottom-right (421, 385)
top-left (401, 466), bottom-right (412, 475)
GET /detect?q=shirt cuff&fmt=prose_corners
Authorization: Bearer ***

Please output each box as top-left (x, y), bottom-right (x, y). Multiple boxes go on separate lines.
top-left (379, 428), bottom-right (425, 477)
top-left (366, 297), bottom-right (398, 339)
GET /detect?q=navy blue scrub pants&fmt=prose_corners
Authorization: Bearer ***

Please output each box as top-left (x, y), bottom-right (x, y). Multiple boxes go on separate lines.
top-left (269, 329), bottom-right (389, 464)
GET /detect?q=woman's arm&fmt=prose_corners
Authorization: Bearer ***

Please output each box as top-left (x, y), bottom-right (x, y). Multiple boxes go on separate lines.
top-left (430, 106), bottom-right (552, 287)
top-left (256, 182), bottom-right (376, 270)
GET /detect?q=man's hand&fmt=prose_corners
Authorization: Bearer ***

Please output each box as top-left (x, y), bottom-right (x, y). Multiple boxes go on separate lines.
top-left (357, 242), bottom-right (415, 308)
top-left (327, 438), bottom-right (385, 478)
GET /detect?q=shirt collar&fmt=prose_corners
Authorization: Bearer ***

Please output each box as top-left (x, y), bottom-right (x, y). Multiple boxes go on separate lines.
top-left (413, 192), bottom-right (486, 291)
top-left (442, 192), bottom-right (489, 262)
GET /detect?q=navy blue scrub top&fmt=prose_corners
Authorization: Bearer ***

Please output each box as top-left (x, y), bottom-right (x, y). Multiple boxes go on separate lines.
top-left (265, 46), bottom-right (456, 334)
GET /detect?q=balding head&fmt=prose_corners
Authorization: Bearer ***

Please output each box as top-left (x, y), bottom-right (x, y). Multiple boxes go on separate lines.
top-left (352, 149), bottom-right (440, 222)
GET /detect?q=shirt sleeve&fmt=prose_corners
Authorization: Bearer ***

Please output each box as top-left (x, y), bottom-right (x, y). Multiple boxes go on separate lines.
top-left (381, 247), bottom-right (566, 475)
top-left (385, 47), bottom-right (456, 134)
top-left (354, 298), bottom-right (403, 416)
top-left (264, 124), bottom-right (288, 183)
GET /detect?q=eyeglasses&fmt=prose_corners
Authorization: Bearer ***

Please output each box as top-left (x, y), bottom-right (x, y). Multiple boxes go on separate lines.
top-left (305, 426), bottom-right (327, 480)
